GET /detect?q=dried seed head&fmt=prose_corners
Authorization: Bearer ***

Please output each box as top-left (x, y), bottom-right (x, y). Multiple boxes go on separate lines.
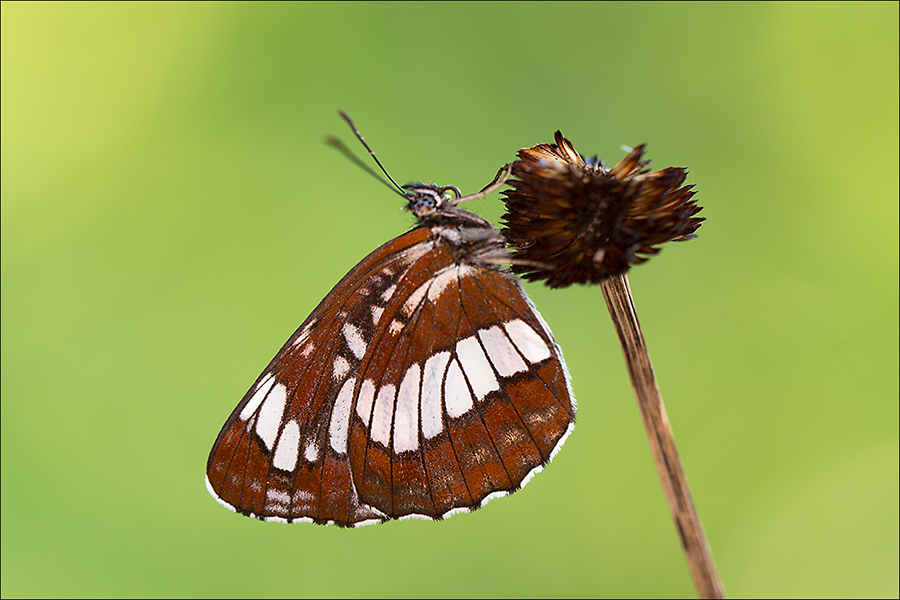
top-left (501, 132), bottom-right (704, 288)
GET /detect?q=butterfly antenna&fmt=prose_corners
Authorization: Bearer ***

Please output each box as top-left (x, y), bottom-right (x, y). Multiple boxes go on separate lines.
top-left (327, 110), bottom-right (408, 197)
top-left (325, 135), bottom-right (405, 197)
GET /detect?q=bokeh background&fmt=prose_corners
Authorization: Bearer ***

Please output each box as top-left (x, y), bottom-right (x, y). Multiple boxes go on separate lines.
top-left (2, 2), bottom-right (897, 597)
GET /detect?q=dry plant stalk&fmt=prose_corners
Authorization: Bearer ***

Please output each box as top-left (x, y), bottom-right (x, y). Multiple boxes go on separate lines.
top-left (501, 133), bottom-right (723, 599)
top-left (602, 273), bottom-right (723, 599)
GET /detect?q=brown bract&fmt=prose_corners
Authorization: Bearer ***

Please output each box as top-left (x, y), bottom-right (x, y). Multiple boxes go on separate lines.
top-left (501, 131), bottom-right (704, 288)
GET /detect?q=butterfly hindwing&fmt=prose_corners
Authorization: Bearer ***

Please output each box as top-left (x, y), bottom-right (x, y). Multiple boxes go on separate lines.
top-left (343, 226), bottom-right (575, 520)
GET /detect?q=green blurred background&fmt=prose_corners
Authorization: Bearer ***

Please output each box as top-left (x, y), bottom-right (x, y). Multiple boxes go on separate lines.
top-left (2, 2), bottom-right (897, 597)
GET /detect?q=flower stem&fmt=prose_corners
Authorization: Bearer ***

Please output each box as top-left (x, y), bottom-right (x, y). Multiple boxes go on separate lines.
top-left (601, 273), bottom-right (725, 599)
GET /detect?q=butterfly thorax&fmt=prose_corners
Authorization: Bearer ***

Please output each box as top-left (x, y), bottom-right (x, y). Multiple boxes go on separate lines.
top-left (400, 183), bottom-right (507, 268)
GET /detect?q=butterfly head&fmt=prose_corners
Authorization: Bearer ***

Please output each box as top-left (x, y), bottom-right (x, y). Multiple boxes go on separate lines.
top-left (402, 183), bottom-right (463, 220)
top-left (327, 112), bottom-right (512, 229)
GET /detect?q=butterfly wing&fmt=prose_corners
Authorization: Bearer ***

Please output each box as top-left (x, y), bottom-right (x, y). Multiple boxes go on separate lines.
top-left (346, 249), bottom-right (575, 519)
top-left (206, 224), bottom-right (575, 526)
top-left (206, 229), bottom-right (437, 525)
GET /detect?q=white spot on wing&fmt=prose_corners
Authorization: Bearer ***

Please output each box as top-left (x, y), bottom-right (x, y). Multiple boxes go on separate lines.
top-left (256, 383), bottom-right (288, 450)
top-left (480, 489), bottom-right (510, 508)
top-left (442, 506), bottom-right (469, 520)
top-left (522, 421), bottom-right (576, 488)
top-left (478, 326), bottom-right (528, 377)
top-left (456, 336), bottom-right (499, 400)
top-left (389, 320), bottom-right (404, 335)
top-left (399, 513), bottom-right (432, 522)
top-left (329, 377), bottom-right (356, 453)
top-left (266, 488), bottom-right (291, 504)
top-left (265, 516), bottom-right (289, 524)
top-left (422, 351), bottom-right (450, 438)
top-left (426, 265), bottom-right (470, 302)
top-left (504, 319), bottom-right (551, 363)
top-left (371, 384), bottom-right (396, 446)
top-left (394, 363), bottom-right (421, 453)
top-left (342, 323), bottom-right (367, 359)
top-left (391, 239), bottom-right (434, 269)
top-left (291, 318), bottom-right (317, 347)
top-left (273, 420), bottom-right (300, 471)
top-left (264, 492), bottom-right (290, 516)
top-left (381, 284), bottom-right (397, 302)
top-left (402, 283), bottom-right (428, 316)
top-left (240, 374), bottom-right (275, 421)
top-left (351, 518), bottom-right (386, 528)
top-left (371, 305), bottom-right (384, 325)
top-left (206, 474), bottom-right (237, 514)
top-left (333, 355), bottom-right (350, 380)
top-left (356, 379), bottom-right (376, 425)
top-left (444, 359), bottom-right (473, 418)
top-left (303, 439), bottom-right (319, 462)
top-left (293, 489), bottom-right (313, 502)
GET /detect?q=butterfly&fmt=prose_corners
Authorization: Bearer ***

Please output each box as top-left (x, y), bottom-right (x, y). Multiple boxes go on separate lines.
top-left (205, 113), bottom-right (576, 526)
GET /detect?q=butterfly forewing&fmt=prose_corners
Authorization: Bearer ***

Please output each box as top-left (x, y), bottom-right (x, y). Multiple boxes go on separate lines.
top-left (207, 202), bottom-right (575, 527)
top-left (207, 230), bottom-right (435, 525)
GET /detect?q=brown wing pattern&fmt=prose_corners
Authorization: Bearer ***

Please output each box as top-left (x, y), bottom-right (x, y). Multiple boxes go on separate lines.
top-left (206, 225), bottom-right (575, 526)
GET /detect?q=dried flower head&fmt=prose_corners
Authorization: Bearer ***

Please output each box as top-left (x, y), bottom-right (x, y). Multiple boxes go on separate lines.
top-left (501, 131), bottom-right (704, 288)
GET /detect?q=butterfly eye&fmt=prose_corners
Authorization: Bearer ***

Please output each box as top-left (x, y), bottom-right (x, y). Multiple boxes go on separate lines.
top-left (408, 193), bottom-right (439, 217)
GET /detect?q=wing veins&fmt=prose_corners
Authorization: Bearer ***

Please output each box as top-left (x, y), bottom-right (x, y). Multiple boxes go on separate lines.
top-left (385, 280), bottom-right (443, 517)
top-left (464, 274), bottom-right (550, 459)
top-left (453, 280), bottom-right (517, 494)
top-left (472, 274), bottom-right (573, 417)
